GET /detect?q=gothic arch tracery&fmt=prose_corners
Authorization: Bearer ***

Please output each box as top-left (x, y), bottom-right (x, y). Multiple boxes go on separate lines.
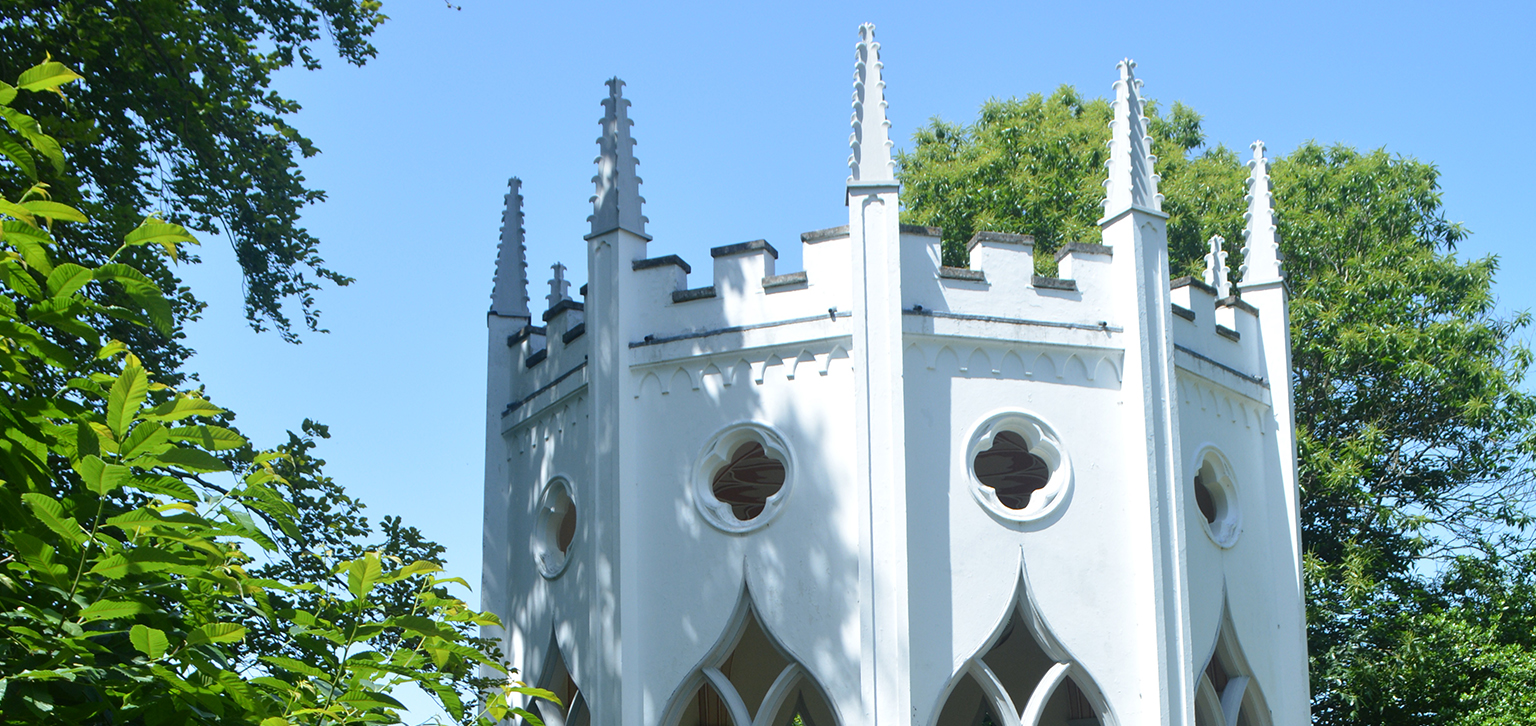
top-left (662, 588), bottom-right (839, 726)
top-left (930, 575), bottom-right (1113, 726)
top-left (532, 630), bottom-right (589, 726)
top-left (1195, 603), bottom-right (1272, 726)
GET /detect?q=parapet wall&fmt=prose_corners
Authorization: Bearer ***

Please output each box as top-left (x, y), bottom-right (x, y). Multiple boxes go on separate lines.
top-left (505, 223), bottom-right (1272, 398)
top-left (503, 232), bottom-right (1270, 414)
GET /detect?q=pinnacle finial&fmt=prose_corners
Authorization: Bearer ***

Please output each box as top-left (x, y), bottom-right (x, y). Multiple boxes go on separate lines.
top-left (547, 262), bottom-right (570, 310)
top-left (490, 177), bottom-right (531, 317)
top-left (1204, 235), bottom-right (1231, 298)
top-left (1240, 141), bottom-right (1283, 285)
top-left (1101, 58), bottom-right (1163, 218)
top-left (848, 23), bottom-right (895, 184)
top-left (588, 77), bottom-right (648, 238)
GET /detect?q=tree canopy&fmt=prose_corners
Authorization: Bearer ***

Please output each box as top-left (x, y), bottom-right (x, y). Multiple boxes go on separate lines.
top-left (900, 88), bottom-right (1536, 726)
top-left (0, 0), bottom-right (387, 381)
top-left (0, 54), bottom-right (554, 726)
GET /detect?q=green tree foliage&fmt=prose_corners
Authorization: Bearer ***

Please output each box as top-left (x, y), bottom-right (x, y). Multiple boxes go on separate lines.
top-left (0, 62), bottom-right (554, 726)
top-left (900, 88), bottom-right (1536, 726)
top-left (0, 0), bottom-right (387, 381)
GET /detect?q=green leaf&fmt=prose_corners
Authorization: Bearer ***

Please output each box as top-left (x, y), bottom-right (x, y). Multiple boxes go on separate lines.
top-left (393, 559), bottom-right (442, 581)
top-left (509, 708), bottom-right (545, 726)
top-left (142, 395), bottom-right (224, 422)
top-left (0, 197), bottom-right (36, 225)
top-left (125, 289), bottom-right (173, 334)
top-left (28, 133), bottom-right (62, 174)
top-left (95, 340), bottom-right (127, 360)
top-left (93, 263), bottom-right (160, 295)
top-left (0, 132), bottom-right (36, 180)
top-left (508, 685), bottom-right (562, 707)
top-left (422, 679), bottom-right (465, 718)
top-left (78, 599), bottom-right (149, 622)
top-left (16, 60), bottom-right (83, 94)
top-left (128, 474), bottom-right (198, 500)
top-left (187, 622), bottom-right (245, 645)
top-left (336, 690), bottom-right (406, 711)
top-left (387, 615), bottom-right (455, 640)
top-left (21, 200), bottom-right (87, 224)
top-left (4, 220), bottom-right (54, 261)
top-left (151, 445), bottom-right (230, 473)
top-left (21, 492), bottom-right (85, 545)
top-left (260, 655), bottom-right (326, 678)
top-left (74, 455), bottom-right (130, 496)
top-left (130, 625), bottom-right (168, 659)
top-left (44, 263), bottom-right (92, 300)
top-left (72, 421), bottom-right (101, 458)
top-left (166, 424), bottom-right (245, 451)
top-left (0, 104), bottom-right (43, 138)
top-left (260, 717), bottom-right (291, 726)
top-left (120, 421), bottom-right (170, 459)
top-left (106, 363), bottom-right (148, 437)
top-left (0, 106), bottom-right (62, 173)
top-left (346, 552), bottom-right (383, 600)
top-left (0, 80), bottom-right (15, 104)
top-left (10, 532), bottom-right (68, 585)
top-left (124, 220), bottom-right (197, 256)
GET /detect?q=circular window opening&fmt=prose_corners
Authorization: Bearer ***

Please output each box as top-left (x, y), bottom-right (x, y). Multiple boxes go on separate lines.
top-left (536, 480), bottom-right (577, 578)
top-left (973, 431), bottom-right (1051, 510)
top-left (1192, 454), bottom-right (1240, 548)
top-left (711, 442), bottom-right (786, 521)
top-left (556, 503), bottom-right (576, 553)
top-left (966, 413), bottom-right (1071, 523)
top-left (1194, 470), bottom-right (1219, 524)
top-left (694, 424), bottom-right (793, 533)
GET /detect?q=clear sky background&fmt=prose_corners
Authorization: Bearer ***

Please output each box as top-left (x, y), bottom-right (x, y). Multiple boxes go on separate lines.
top-left (173, 0), bottom-right (1531, 714)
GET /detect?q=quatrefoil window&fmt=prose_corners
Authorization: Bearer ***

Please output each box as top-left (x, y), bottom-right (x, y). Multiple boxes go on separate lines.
top-left (967, 413), bottom-right (1071, 522)
top-left (694, 424), bottom-right (793, 533)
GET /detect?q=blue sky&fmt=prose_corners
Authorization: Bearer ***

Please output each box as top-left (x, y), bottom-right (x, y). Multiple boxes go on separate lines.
top-left (174, 0), bottom-right (1530, 712)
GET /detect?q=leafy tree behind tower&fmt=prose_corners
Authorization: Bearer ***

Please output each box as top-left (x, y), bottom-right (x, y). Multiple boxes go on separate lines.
top-left (900, 89), bottom-right (1536, 726)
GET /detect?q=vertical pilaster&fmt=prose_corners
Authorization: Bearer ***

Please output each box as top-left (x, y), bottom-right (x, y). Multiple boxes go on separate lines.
top-left (483, 178), bottom-right (532, 685)
top-left (585, 77), bottom-right (651, 726)
top-left (846, 23), bottom-right (911, 726)
top-left (1238, 141), bottom-right (1310, 725)
top-left (1099, 58), bottom-right (1191, 726)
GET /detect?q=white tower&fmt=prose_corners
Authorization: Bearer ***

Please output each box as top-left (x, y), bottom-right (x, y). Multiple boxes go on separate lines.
top-left (483, 26), bottom-right (1309, 726)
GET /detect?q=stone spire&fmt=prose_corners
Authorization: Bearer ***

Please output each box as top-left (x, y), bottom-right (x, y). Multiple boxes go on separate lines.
top-left (588, 78), bottom-right (648, 239)
top-left (546, 262), bottom-right (570, 310)
top-left (847, 23), bottom-right (895, 184)
top-left (1203, 235), bottom-right (1231, 298)
top-left (490, 177), bottom-right (531, 317)
top-left (1240, 141), bottom-right (1282, 285)
top-left (1101, 59), bottom-right (1163, 217)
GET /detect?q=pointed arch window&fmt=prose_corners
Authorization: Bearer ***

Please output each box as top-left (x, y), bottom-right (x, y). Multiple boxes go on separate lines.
top-left (533, 633), bottom-right (589, 726)
top-left (665, 604), bottom-right (838, 726)
top-left (931, 597), bottom-right (1110, 726)
top-left (1195, 617), bottom-right (1272, 726)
